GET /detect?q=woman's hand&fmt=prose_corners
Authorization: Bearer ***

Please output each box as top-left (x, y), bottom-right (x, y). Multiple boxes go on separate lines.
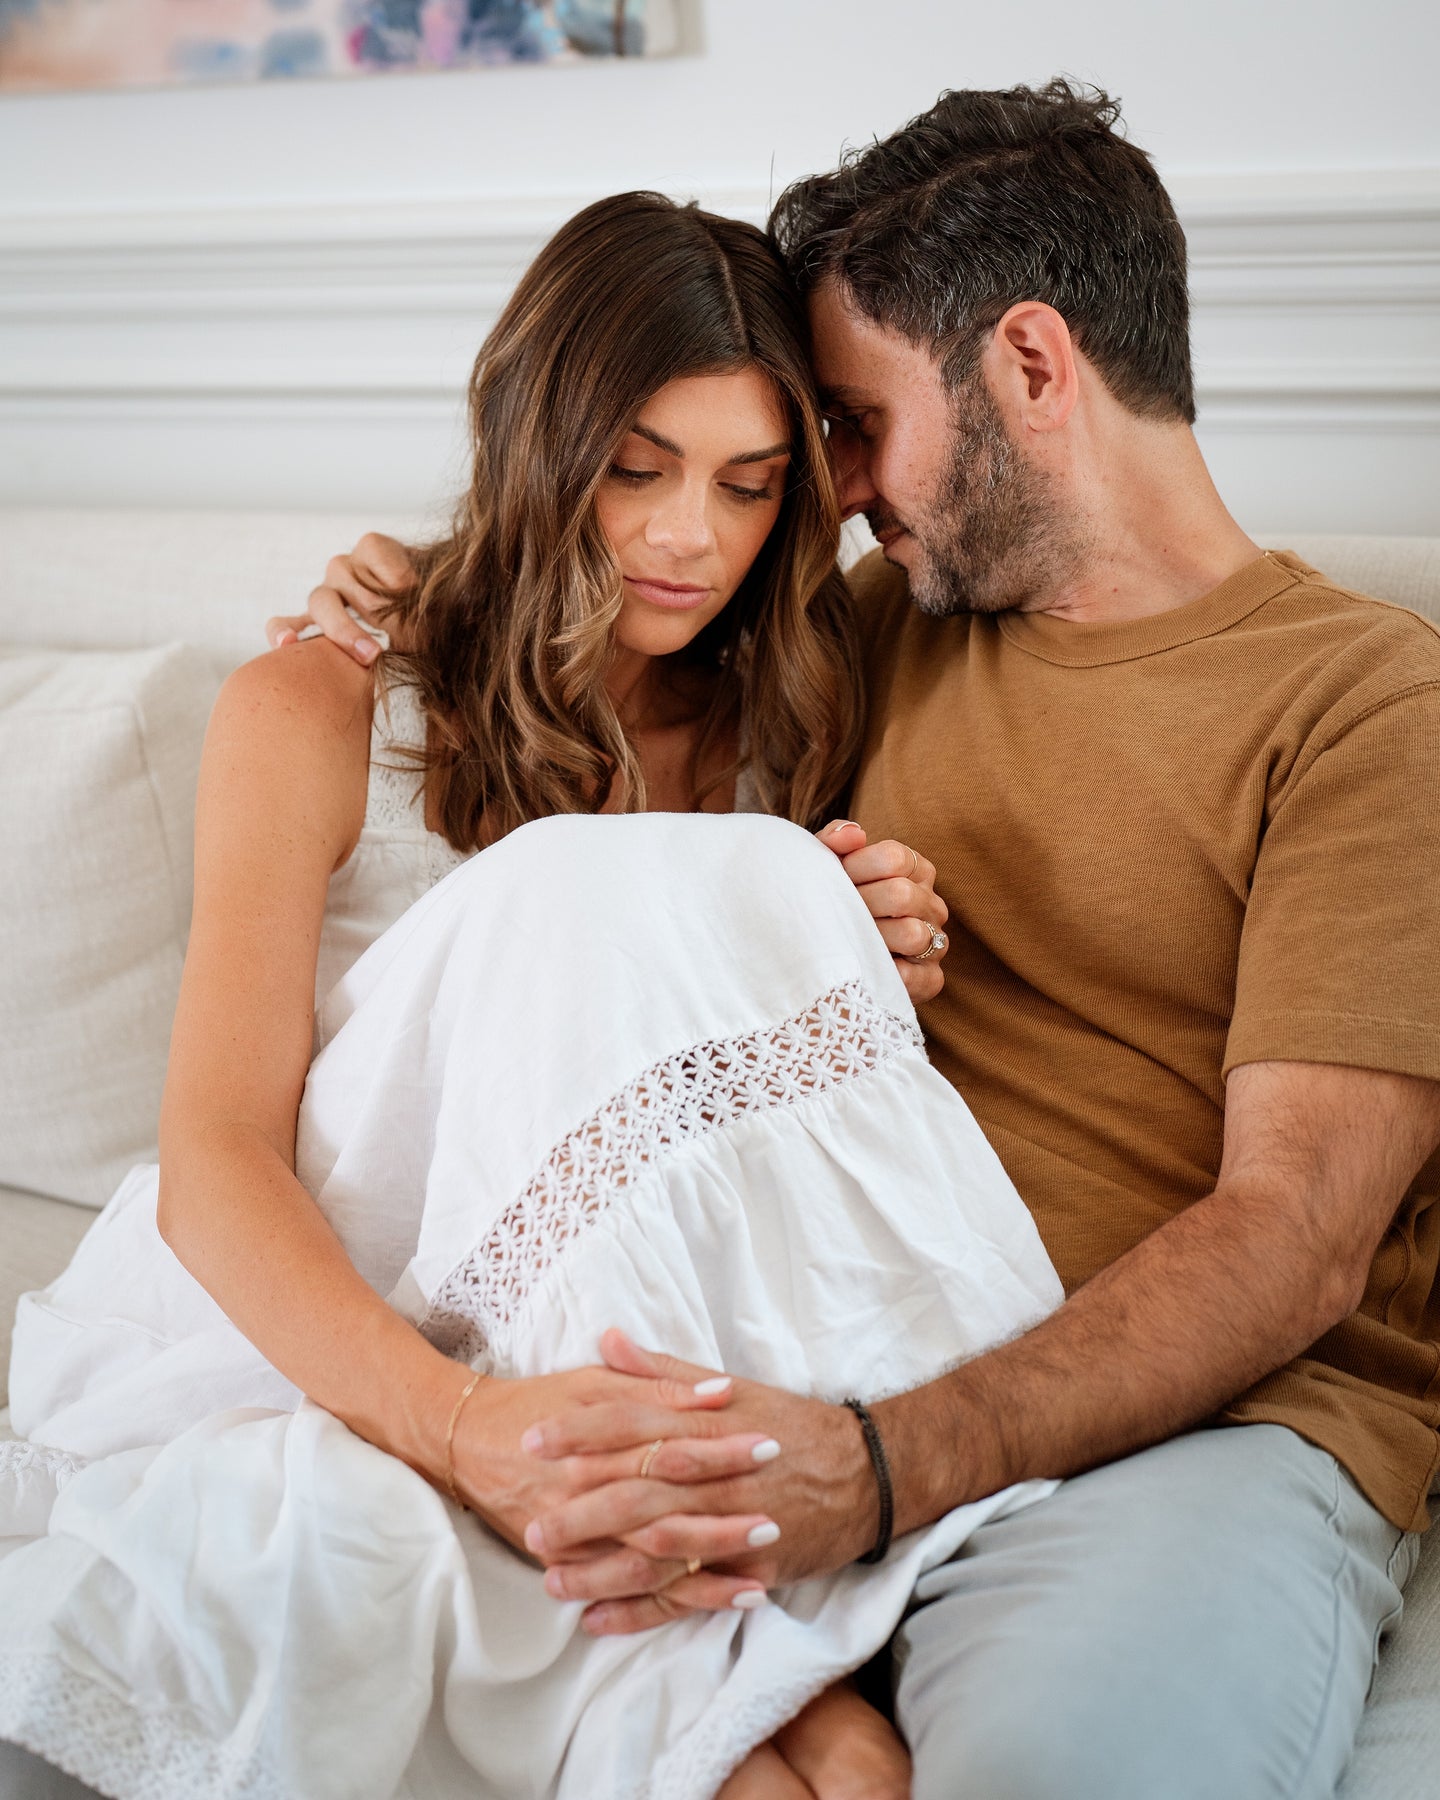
top-left (443, 1361), bottom-right (778, 1617)
top-left (265, 532), bottom-right (418, 665)
top-left (814, 820), bottom-right (949, 1002)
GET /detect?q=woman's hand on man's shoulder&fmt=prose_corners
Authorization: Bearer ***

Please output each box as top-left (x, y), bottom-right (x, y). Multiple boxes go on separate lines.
top-left (815, 819), bottom-right (950, 1003)
top-left (265, 531), bottom-right (418, 666)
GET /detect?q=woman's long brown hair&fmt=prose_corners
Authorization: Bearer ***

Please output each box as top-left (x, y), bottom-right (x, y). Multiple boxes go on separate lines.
top-left (387, 191), bottom-right (862, 848)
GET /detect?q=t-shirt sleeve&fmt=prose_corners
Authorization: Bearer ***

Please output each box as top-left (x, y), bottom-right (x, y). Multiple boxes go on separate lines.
top-left (1225, 685), bottom-right (1440, 1081)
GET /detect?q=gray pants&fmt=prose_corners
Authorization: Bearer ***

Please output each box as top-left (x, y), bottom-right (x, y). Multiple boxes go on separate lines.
top-left (1, 1425), bottom-right (1418, 1799)
top-left (0, 1742), bottom-right (101, 1798)
top-left (894, 1422), bottom-right (1419, 1800)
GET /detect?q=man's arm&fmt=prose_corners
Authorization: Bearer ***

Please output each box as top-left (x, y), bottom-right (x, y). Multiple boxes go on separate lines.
top-left (526, 1057), bottom-right (1440, 1633)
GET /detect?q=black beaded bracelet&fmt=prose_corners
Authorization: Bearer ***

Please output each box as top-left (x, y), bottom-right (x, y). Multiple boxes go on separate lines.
top-left (842, 1397), bottom-right (895, 1564)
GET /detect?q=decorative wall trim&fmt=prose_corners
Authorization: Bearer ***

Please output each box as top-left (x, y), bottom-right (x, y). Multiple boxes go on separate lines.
top-left (2, 171), bottom-right (1437, 518)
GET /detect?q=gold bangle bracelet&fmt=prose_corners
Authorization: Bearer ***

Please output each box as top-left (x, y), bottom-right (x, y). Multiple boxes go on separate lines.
top-left (444, 1370), bottom-right (485, 1506)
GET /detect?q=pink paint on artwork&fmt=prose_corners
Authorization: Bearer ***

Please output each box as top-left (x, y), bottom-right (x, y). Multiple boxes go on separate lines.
top-left (419, 0), bottom-right (466, 68)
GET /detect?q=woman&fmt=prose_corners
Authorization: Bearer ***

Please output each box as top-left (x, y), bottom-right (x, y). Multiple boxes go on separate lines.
top-left (0, 195), bottom-right (1060, 1800)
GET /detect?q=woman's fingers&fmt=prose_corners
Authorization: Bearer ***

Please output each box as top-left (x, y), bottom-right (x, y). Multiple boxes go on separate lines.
top-left (264, 613), bottom-right (310, 648)
top-left (543, 1519), bottom-right (775, 1600)
top-left (875, 916), bottom-right (949, 962)
top-left (598, 1326), bottom-right (718, 1386)
top-left (349, 531), bottom-right (417, 595)
top-left (529, 1417), bottom-right (777, 1487)
top-left (581, 1573), bottom-right (768, 1637)
top-left (303, 583), bottom-right (381, 666)
top-left (814, 819), bottom-right (867, 857)
top-left (522, 1393), bottom-right (745, 1460)
top-left (526, 1474), bottom-right (743, 1561)
top-left (621, 1508), bottom-right (780, 1564)
top-left (896, 957), bottom-right (945, 1003)
top-left (854, 874), bottom-right (947, 928)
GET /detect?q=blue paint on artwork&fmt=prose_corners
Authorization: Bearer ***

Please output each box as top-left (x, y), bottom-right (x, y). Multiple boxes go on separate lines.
top-left (343, 0), bottom-right (643, 71)
top-left (260, 26), bottom-right (327, 75)
top-left (0, 0), bottom-right (44, 44)
top-left (558, 0), bottom-right (644, 57)
top-left (170, 38), bottom-right (255, 80)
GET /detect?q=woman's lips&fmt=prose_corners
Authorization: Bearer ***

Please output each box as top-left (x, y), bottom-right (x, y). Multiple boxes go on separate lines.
top-left (624, 576), bottom-right (713, 611)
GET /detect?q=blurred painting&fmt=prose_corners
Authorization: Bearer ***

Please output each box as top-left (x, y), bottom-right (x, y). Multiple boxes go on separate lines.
top-left (0, 0), bottom-right (679, 92)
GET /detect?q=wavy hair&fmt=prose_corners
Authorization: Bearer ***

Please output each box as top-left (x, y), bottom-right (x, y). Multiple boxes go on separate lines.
top-left (384, 191), bottom-right (862, 848)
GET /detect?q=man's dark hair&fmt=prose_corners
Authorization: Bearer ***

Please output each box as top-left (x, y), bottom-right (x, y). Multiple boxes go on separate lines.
top-left (770, 80), bottom-right (1195, 423)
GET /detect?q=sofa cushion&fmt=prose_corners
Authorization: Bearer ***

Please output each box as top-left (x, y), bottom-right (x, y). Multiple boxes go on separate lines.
top-left (0, 1184), bottom-right (96, 1408)
top-left (1339, 1521), bottom-right (1440, 1798)
top-left (0, 644), bottom-right (217, 1207)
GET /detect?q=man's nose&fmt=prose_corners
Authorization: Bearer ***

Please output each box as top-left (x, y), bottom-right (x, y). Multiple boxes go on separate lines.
top-left (827, 427), bottom-right (878, 522)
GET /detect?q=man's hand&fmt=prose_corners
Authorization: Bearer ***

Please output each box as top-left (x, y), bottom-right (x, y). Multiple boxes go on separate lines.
top-left (447, 1356), bottom-right (780, 1614)
top-left (815, 820), bottom-right (950, 1003)
top-left (520, 1330), bottom-right (877, 1636)
top-left (266, 533), bottom-right (417, 665)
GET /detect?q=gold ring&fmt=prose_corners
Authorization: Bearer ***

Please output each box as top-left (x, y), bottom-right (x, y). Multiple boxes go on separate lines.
top-left (638, 1439), bottom-right (665, 1480)
top-left (905, 846), bottom-right (919, 880)
top-left (686, 1557), bottom-right (702, 1578)
top-left (906, 923), bottom-right (948, 964)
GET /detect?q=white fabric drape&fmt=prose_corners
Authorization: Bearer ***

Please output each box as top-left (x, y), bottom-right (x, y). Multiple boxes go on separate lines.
top-left (0, 813), bottom-right (1061, 1800)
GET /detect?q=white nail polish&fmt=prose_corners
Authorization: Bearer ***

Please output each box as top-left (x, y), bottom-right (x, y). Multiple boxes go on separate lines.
top-left (694, 1376), bottom-right (731, 1396)
top-left (731, 1590), bottom-right (769, 1611)
top-left (747, 1521), bottom-right (781, 1548)
top-left (751, 1439), bottom-right (782, 1464)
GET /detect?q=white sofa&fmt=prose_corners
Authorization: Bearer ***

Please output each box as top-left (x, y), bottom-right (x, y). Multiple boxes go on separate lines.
top-left (1, 509), bottom-right (1438, 1797)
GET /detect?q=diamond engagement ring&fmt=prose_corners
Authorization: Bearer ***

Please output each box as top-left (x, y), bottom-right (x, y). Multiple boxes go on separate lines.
top-left (639, 1439), bottom-right (664, 1479)
top-left (907, 922), bottom-right (948, 964)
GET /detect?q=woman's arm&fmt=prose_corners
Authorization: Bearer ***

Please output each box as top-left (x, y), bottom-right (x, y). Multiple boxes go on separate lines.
top-left (158, 644), bottom-right (771, 1579)
top-left (157, 641), bottom-right (458, 1467)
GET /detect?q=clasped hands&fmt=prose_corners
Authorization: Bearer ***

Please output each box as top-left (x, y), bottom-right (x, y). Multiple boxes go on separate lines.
top-left (449, 1329), bottom-right (879, 1637)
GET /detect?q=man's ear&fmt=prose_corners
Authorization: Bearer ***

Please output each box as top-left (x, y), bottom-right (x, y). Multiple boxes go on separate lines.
top-left (983, 302), bottom-right (1080, 434)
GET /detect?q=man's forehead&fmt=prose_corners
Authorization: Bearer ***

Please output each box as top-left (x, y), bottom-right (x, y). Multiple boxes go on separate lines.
top-left (807, 284), bottom-right (884, 390)
top-left (808, 287), bottom-right (945, 404)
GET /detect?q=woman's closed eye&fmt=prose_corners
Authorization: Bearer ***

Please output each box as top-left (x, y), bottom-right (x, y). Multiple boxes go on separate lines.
top-left (608, 465), bottom-right (776, 504)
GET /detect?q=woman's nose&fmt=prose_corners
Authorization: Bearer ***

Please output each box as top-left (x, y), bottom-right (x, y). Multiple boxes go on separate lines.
top-left (647, 488), bottom-right (715, 558)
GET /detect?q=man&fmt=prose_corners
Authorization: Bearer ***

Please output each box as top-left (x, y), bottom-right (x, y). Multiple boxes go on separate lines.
top-left (284, 81), bottom-right (1440, 1798)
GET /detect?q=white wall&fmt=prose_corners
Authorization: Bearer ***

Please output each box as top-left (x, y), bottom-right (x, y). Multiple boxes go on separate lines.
top-left (2, 0), bottom-right (1438, 531)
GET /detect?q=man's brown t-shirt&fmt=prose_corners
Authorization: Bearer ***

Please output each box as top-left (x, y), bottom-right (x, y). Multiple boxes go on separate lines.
top-left (848, 547), bottom-right (1440, 1532)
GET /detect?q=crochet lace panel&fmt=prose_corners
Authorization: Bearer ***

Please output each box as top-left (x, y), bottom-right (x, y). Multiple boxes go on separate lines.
top-left (418, 978), bottom-right (924, 1365)
top-left (0, 1650), bottom-right (282, 1800)
top-left (364, 675), bottom-right (470, 885)
top-left (0, 1440), bottom-right (85, 1488)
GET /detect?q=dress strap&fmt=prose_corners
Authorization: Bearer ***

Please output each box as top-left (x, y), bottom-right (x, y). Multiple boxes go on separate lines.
top-left (364, 672), bottom-right (430, 834)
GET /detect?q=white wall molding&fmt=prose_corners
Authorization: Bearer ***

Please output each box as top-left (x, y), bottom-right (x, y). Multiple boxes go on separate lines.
top-left (3, 171), bottom-right (1438, 526)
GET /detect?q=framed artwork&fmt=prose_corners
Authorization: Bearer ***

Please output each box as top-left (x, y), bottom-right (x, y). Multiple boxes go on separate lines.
top-left (0, 0), bottom-right (679, 93)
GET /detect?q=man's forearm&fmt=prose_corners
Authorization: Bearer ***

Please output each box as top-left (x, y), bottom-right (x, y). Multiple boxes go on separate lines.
top-left (876, 1177), bottom-right (1358, 1536)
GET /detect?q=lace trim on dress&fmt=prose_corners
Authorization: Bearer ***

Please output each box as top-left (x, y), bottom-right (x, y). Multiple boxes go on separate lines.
top-left (418, 978), bottom-right (925, 1366)
top-left (365, 674), bottom-right (470, 886)
top-left (0, 1440), bottom-right (85, 1489)
top-left (0, 1650), bottom-right (283, 1800)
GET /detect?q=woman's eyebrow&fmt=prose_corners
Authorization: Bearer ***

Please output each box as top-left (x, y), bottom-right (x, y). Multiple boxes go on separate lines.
top-left (728, 442), bottom-right (791, 466)
top-left (631, 423), bottom-right (790, 466)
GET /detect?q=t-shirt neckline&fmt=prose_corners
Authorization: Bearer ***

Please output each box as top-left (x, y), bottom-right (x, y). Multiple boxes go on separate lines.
top-left (995, 550), bottom-right (1309, 668)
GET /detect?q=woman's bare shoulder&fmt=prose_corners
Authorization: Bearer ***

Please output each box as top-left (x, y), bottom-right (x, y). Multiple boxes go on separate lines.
top-left (214, 637), bottom-right (376, 744)
top-left (201, 640), bottom-right (374, 865)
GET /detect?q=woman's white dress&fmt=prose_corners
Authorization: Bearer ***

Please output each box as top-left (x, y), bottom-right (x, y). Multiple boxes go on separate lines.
top-left (0, 679), bottom-right (1062, 1800)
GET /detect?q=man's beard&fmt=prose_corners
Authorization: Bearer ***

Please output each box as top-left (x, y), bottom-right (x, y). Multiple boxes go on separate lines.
top-left (868, 377), bottom-right (1084, 617)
